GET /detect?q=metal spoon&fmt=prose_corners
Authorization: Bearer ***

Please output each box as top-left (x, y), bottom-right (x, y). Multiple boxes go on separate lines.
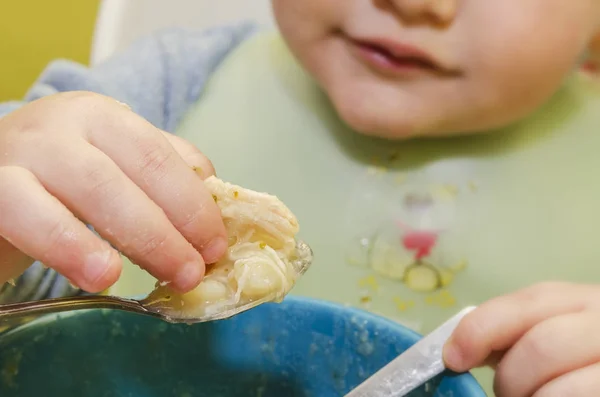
top-left (345, 306), bottom-right (476, 397)
top-left (0, 240), bottom-right (313, 332)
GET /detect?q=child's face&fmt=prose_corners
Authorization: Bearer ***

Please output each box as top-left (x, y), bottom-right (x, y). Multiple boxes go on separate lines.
top-left (272, 0), bottom-right (600, 139)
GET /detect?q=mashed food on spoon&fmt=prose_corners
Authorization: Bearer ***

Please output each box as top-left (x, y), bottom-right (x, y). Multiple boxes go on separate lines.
top-left (143, 176), bottom-right (308, 321)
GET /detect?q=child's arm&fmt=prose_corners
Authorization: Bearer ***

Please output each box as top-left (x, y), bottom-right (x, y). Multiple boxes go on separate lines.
top-left (0, 23), bottom-right (257, 304)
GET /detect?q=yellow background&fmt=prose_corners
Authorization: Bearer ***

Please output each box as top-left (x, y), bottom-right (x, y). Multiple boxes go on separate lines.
top-left (0, 0), bottom-right (100, 101)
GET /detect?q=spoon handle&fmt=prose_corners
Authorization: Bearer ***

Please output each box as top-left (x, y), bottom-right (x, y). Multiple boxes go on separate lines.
top-left (0, 295), bottom-right (156, 333)
top-left (345, 306), bottom-right (476, 397)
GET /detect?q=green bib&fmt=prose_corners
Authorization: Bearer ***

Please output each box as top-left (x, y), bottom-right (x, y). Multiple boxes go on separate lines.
top-left (114, 31), bottom-right (600, 394)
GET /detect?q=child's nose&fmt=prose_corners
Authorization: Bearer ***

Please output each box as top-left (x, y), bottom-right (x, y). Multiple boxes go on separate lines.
top-left (384, 0), bottom-right (457, 26)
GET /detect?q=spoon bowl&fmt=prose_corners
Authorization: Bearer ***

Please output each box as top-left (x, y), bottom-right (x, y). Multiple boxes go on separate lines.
top-left (0, 239), bottom-right (313, 332)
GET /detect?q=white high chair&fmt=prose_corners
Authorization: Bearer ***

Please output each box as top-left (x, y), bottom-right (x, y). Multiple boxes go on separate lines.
top-left (90, 0), bottom-right (275, 65)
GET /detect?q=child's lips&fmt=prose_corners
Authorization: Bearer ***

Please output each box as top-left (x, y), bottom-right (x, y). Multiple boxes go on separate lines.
top-left (349, 37), bottom-right (461, 77)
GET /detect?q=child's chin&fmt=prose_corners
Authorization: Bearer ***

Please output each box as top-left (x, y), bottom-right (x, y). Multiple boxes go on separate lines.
top-left (355, 126), bottom-right (419, 141)
top-left (346, 119), bottom-right (477, 141)
top-left (337, 107), bottom-right (422, 141)
top-left (339, 107), bottom-right (504, 141)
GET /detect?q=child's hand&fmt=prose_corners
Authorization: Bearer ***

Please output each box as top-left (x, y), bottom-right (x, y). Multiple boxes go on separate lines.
top-left (0, 92), bottom-right (227, 294)
top-left (444, 282), bottom-right (600, 397)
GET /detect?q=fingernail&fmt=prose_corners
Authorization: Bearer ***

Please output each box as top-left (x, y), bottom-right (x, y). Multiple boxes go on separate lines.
top-left (443, 340), bottom-right (463, 371)
top-left (201, 237), bottom-right (227, 264)
top-left (83, 250), bottom-right (113, 286)
top-left (173, 261), bottom-right (204, 292)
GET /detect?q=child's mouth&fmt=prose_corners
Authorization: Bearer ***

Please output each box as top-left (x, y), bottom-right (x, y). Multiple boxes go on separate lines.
top-left (357, 42), bottom-right (437, 71)
top-left (349, 38), bottom-right (458, 77)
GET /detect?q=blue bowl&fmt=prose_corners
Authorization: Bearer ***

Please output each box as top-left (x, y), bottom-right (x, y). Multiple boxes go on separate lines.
top-left (0, 296), bottom-right (485, 396)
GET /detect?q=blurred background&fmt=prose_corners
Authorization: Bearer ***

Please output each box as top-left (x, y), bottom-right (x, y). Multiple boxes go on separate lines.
top-left (0, 0), bottom-right (100, 102)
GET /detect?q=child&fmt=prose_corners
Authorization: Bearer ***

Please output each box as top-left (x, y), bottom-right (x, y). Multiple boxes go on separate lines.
top-left (2, 0), bottom-right (600, 395)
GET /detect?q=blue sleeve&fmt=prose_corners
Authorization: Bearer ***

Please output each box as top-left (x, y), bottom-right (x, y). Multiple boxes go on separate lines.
top-left (0, 21), bottom-right (257, 131)
top-left (0, 22), bottom-right (258, 304)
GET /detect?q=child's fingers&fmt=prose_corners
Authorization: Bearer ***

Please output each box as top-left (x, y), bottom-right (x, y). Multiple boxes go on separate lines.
top-left (0, 237), bottom-right (34, 285)
top-left (160, 132), bottom-right (216, 178)
top-left (493, 311), bottom-right (600, 397)
top-left (28, 145), bottom-right (207, 293)
top-left (443, 282), bottom-right (600, 372)
top-left (533, 361), bottom-right (600, 397)
top-left (0, 92), bottom-right (226, 290)
top-left (0, 166), bottom-right (121, 293)
top-left (85, 105), bottom-right (227, 264)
